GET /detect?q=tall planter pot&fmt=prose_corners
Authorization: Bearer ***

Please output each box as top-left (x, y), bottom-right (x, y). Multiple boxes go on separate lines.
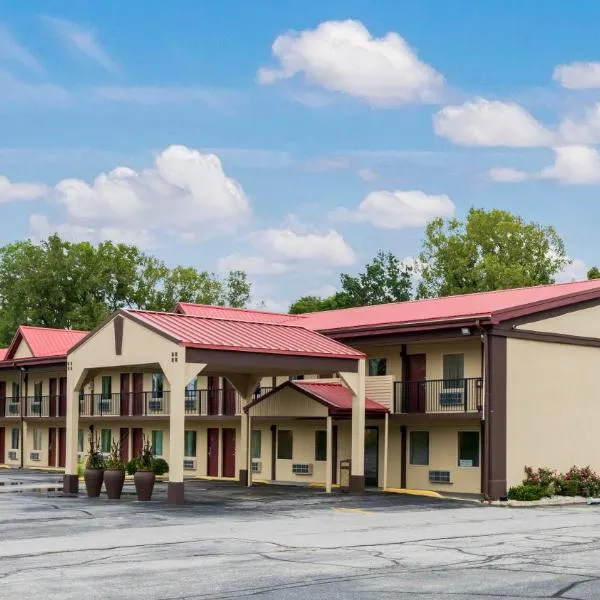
top-left (104, 469), bottom-right (126, 500)
top-left (134, 470), bottom-right (155, 501)
top-left (84, 468), bottom-right (104, 498)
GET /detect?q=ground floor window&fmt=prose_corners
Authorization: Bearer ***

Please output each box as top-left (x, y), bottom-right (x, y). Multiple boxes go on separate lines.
top-left (32, 428), bottom-right (42, 451)
top-left (77, 430), bottom-right (84, 453)
top-left (251, 430), bottom-right (261, 459)
top-left (458, 431), bottom-right (480, 467)
top-left (152, 430), bottom-right (163, 456)
top-left (101, 429), bottom-right (111, 453)
top-left (409, 431), bottom-right (429, 465)
top-left (314, 430), bottom-right (327, 461)
top-left (11, 428), bottom-right (19, 450)
top-left (184, 431), bottom-right (197, 457)
top-left (277, 430), bottom-right (293, 460)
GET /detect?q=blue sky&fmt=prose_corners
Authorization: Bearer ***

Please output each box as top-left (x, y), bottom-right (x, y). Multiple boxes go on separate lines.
top-left (2, 1), bottom-right (600, 310)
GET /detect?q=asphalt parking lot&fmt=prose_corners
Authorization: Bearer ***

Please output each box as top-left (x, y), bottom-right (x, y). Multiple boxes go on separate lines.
top-left (2, 471), bottom-right (600, 599)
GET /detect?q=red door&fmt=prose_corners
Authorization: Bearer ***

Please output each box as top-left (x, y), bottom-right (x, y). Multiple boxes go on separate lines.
top-left (406, 354), bottom-right (427, 413)
top-left (132, 428), bottom-right (144, 458)
top-left (49, 379), bottom-right (57, 417)
top-left (58, 427), bottom-right (66, 467)
top-left (59, 377), bottom-right (67, 417)
top-left (0, 382), bottom-right (6, 418)
top-left (222, 428), bottom-right (236, 478)
top-left (120, 374), bottom-right (130, 416)
top-left (208, 377), bottom-right (220, 415)
top-left (0, 427), bottom-right (5, 463)
top-left (119, 428), bottom-right (129, 462)
top-left (207, 428), bottom-right (219, 476)
top-left (223, 379), bottom-right (236, 416)
top-left (48, 428), bottom-right (57, 467)
top-left (132, 374), bottom-right (144, 416)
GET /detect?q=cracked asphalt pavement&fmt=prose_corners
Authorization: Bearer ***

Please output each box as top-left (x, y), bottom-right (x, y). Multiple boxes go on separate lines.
top-left (2, 472), bottom-right (600, 599)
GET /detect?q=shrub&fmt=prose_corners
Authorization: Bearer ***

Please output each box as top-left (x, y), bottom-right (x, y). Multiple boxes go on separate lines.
top-left (126, 458), bottom-right (137, 475)
top-left (104, 440), bottom-right (125, 471)
top-left (507, 483), bottom-right (547, 501)
top-left (84, 432), bottom-right (104, 470)
top-left (152, 458), bottom-right (169, 476)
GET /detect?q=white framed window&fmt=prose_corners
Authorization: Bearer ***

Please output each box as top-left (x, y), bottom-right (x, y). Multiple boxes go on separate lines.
top-left (184, 430), bottom-right (196, 457)
top-left (32, 428), bottom-right (42, 451)
top-left (152, 430), bottom-right (163, 456)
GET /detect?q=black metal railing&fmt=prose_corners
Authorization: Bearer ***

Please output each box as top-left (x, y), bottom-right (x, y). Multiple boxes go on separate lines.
top-left (24, 395), bottom-right (66, 417)
top-left (3, 400), bottom-right (20, 417)
top-left (184, 388), bottom-right (238, 416)
top-left (79, 392), bottom-right (170, 417)
top-left (393, 378), bottom-right (483, 414)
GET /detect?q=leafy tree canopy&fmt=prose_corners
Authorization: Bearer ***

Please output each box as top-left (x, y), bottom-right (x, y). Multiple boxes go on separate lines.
top-left (0, 235), bottom-right (250, 345)
top-left (588, 266), bottom-right (600, 280)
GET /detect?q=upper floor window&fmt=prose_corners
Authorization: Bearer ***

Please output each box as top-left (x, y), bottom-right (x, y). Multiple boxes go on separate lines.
top-left (368, 358), bottom-right (387, 376)
top-left (11, 382), bottom-right (19, 400)
top-left (33, 381), bottom-right (43, 400)
top-left (289, 375), bottom-right (304, 381)
top-left (443, 354), bottom-right (464, 388)
top-left (152, 373), bottom-right (164, 399)
top-left (101, 376), bottom-right (112, 399)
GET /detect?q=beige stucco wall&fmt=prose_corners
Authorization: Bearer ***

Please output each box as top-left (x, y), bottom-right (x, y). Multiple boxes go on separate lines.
top-left (12, 340), bottom-right (32, 359)
top-left (517, 304), bottom-right (600, 337)
top-left (405, 421), bottom-right (481, 493)
top-left (506, 337), bottom-right (600, 488)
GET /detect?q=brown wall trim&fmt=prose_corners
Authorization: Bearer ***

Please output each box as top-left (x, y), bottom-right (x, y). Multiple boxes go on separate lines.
top-left (492, 327), bottom-right (600, 348)
top-left (332, 328), bottom-right (479, 347)
top-left (114, 315), bottom-right (124, 355)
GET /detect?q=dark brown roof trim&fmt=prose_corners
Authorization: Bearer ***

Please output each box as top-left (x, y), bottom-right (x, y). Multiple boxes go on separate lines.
top-left (0, 356), bottom-right (67, 370)
top-left (492, 327), bottom-right (600, 347)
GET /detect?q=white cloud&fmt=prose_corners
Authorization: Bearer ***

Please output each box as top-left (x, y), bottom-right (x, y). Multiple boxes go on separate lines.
top-left (433, 98), bottom-right (553, 147)
top-left (553, 62), bottom-right (600, 89)
top-left (488, 168), bottom-right (528, 183)
top-left (557, 258), bottom-right (588, 282)
top-left (0, 71), bottom-right (68, 104)
top-left (217, 253), bottom-right (288, 275)
top-left (258, 20), bottom-right (445, 106)
top-left (42, 16), bottom-right (119, 73)
top-left (331, 189), bottom-right (455, 229)
top-left (0, 175), bottom-right (48, 202)
top-left (539, 145), bottom-right (600, 184)
top-left (559, 103), bottom-right (600, 144)
top-left (0, 23), bottom-right (42, 72)
top-left (356, 167), bottom-right (379, 181)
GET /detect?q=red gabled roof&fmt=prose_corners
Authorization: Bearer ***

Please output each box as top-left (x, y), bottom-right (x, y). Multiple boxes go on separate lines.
top-left (294, 280), bottom-right (600, 333)
top-left (0, 348), bottom-right (6, 361)
top-left (175, 302), bottom-right (303, 324)
top-left (125, 310), bottom-right (364, 359)
top-left (246, 380), bottom-right (388, 415)
top-left (4, 326), bottom-right (89, 361)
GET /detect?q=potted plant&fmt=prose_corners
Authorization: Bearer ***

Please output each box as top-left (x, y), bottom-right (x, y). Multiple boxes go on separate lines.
top-left (134, 438), bottom-right (156, 501)
top-left (83, 432), bottom-right (105, 498)
top-left (104, 439), bottom-right (126, 499)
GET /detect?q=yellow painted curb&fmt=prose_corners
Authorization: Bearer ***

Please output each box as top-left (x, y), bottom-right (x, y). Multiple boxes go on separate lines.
top-left (384, 487), bottom-right (443, 498)
top-left (309, 483), bottom-right (341, 489)
top-left (333, 507), bottom-right (370, 514)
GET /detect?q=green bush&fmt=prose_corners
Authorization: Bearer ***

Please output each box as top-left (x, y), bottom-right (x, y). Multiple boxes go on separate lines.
top-left (152, 458), bottom-right (169, 476)
top-left (126, 458), bottom-right (137, 475)
top-left (507, 483), bottom-right (547, 501)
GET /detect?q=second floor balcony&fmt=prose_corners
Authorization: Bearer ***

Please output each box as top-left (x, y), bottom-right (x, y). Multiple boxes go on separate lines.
top-left (2, 400), bottom-right (20, 417)
top-left (79, 392), bottom-right (171, 417)
top-left (25, 395), bottom-right (67, 418)
top-left (394, 378), bottom-right (483, 414)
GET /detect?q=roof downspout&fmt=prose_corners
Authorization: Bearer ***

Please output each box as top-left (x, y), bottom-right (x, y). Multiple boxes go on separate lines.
top-left (475, 319), bottom-right (490, 500)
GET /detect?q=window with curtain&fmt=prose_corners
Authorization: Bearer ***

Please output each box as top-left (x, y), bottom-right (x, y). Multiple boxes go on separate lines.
top-left (101, 429), bottom-right (111, 453)
top-left (277, 430), bottom-right (293, 460)
top-left (409, 431), bottom-right (429, 465)
top-left (251, 430), bottom-right (261, 459)
top-left (11, 428), bottom-right (19, 450)
top-left (314, 430), bottom-right (327, 461)
top-left (11, 382), bottom-right (19, 399)
top-left (458, 431), bottom-right (480, 467)
top-left (33, 381), bottom-right (42, 400)
top-left (32, 428), bottom-right (42, 451)
top-left (368, 358), bottom-right (387, 376)
top-left (152, 430), bottom-right (163, 456)
top-left (101, 376), bottom-right (112, 399)
top-left (152, 374), bottom-right (164, 398)
top-left (184, 431), bottom-right (197, 457)
top-left (443, 354), bottom-right (464, 388)
top-left (77, 430), bottom-right (84, 453)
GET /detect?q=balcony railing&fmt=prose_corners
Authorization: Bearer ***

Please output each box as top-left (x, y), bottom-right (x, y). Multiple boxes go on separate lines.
top-left (393, 378), bottom-right (483, 414)
top-left (24, 395), bottom-right (67, 417)
top-left (3, 400), bottom-right (20, 417)
top-left (79, 392), bottom-right (171, 417)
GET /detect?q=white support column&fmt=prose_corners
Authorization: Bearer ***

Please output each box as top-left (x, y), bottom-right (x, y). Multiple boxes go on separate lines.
top-left (63, 366), bottom-right (85, 495)
top-left (339, 358), bottom-right (366, 492)
top-left (383, 412), bottom-right (389, 491)
top-left (325, 415), bottom-right (333, 494)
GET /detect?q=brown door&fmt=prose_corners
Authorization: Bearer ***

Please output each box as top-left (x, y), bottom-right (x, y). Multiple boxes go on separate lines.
top-left (208, 377), bottom-right (220, 415)
top-left (120, 374), bottom-right (130, 416)
top-left (132, 373), bottom-right (144, 416)
top-left (405, 354), bottom-right (427, 413)
top-left (222, 428), bottom-right (236, 478)
top-left (223, 378), bottom-right (236, 416)
top-left (0, 382), bottom-right (6, 417)
top-left (49, 378), bottom-right (57, 417)
top-left (0, 427), bottom-right (5, 463)
top-left (59, 377), bottom-right (67, 417)
top-left (48, 428), bottom-right (57, 467)
top-left (207, 428), bottom-right (219, 476)
top-left (58, 427), bottom-right (66, 467)
top-left (119, 428), bottom-right (129, 462)
top-left (132, 428), bottom-right (144, 458)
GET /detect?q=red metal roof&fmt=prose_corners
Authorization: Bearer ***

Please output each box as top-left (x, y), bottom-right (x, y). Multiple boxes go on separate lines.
top-left (0, 348), bottom-right (6, 361)
top-left (125, 310), bottom-right (365, 359)
top-left (175, 302), bottom-right (303, 324)
top-left (247, 380), bottom-right (388, 414)
top-left (4, 326), bottom-right (89, 360)
top-left (293, 280), bottom-right (600, 333)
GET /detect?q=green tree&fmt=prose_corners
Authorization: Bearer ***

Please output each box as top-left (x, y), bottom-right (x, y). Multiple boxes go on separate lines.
top-left (417, 208), bottom-right (569, 298)
top-left (289, 251), bottom-right (413, 314)
top-left (0, 235), bottom-right (251, 345)
top-left (588, 266), bottom-right (600, 280)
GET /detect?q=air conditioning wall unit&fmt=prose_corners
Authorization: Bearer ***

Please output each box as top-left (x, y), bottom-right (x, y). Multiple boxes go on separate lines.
top-left (439, 390), bottom-right (463, 406)
top-left (30, 451), bottom-right (41, 461)
top-left (251, 460), bottom-right (262, 473)
top-left (8, 451), bottom-right (18, 461)
top-left (429, 470), bottom-right (452, 484)
top-left (292, 463), bottom-right (313, 475)
top-left (183, 458), bottom-right (197, 470)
